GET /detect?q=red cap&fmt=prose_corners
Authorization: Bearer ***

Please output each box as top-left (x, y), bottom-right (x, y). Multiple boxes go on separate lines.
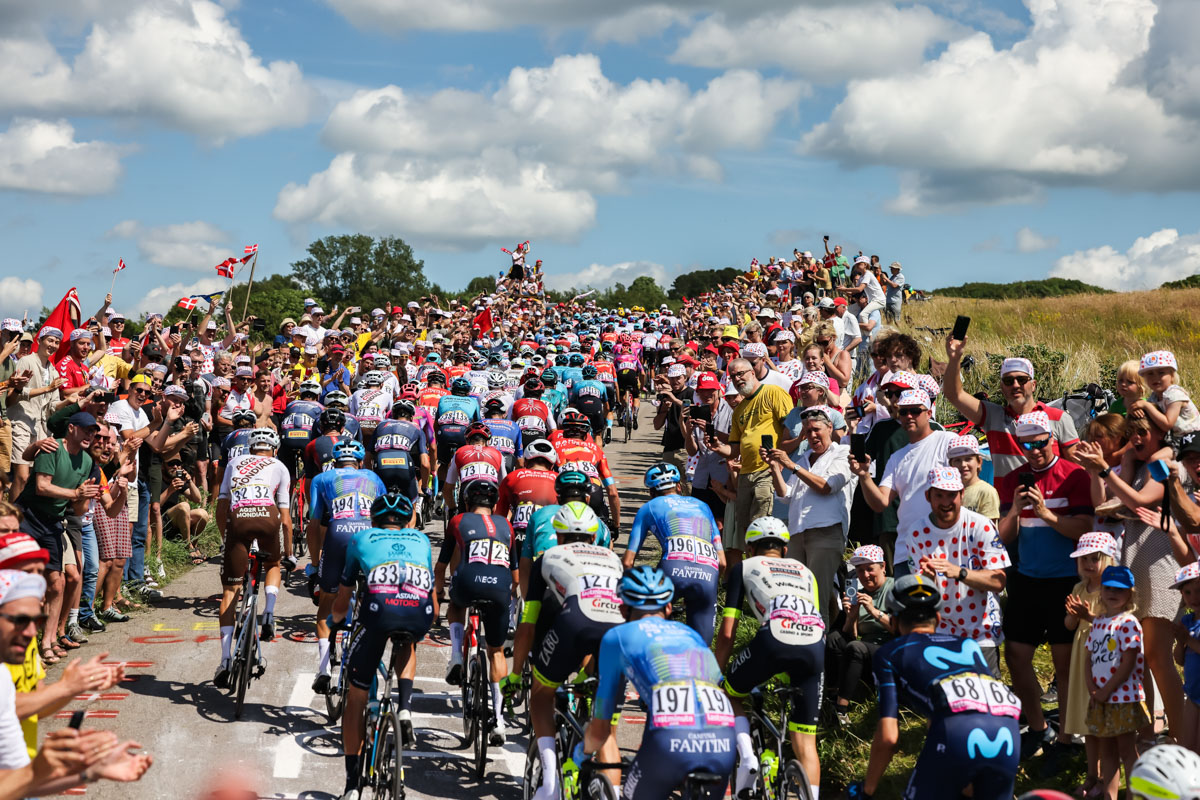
top-left (695, 373), bottom-right (722, 391)
top-left (833, 297), bottom-right (848, 306)
top-left (676, 355), bottom-right (698, 367)
top-left (703, 344), bottom-right (721, 357)
top-left (686, 341), bottom-right (700, 353)
top-left (718, 340), bottom-right (739, 353)
top-left (0, 532), bottom-right (48, 569)
top-left (391, 306), bottom-right (404, 315)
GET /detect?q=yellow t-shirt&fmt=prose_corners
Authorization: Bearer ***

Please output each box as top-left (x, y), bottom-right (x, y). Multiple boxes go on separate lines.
top-left (97, 354), bottom-right (133, 386)
top-left (8, 639), bottom-right (44, 758)
top-left (729, 383), bottom-right (792, 474)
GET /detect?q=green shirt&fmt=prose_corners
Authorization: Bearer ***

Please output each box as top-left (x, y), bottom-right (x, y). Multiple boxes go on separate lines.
top-left (18, 441), bottom-right (93, 520)
top-left (47, 402), bottom-right (83, 438)
top-left (0, 358), bottom-right (13, 413)
top-left (856, 576), bottom-right (897, 645)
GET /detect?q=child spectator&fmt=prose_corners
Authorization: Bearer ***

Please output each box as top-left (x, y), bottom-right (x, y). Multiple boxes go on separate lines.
top-left (1086, 565), bottom-right (1148, 800)
top-left (1172, 561), bottom-right (1200, 754)
top-left (1134, 350), bottom-right (1200, 438)
top-left (1064, 532), bottom-right (1118, 796)
top-left (1111, 359), bottom-right (1144, 417)
top-left (947, 435), bottom-right (999, 522)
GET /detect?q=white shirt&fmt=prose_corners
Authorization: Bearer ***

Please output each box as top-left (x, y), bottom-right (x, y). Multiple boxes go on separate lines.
top-left (857, 271), bottom-right (885, 307)
top-left (0, 669), bottom-right (29, 769)
top-left (838, 311), bottom-right (861, 352)
top-left (886, 272), bottom-right (905, 304)
top-left (879, 429), bottom-right (957, 564)
top-left (778, 443), bottom-right (854, 536)
top-left (296, 325), bottom-right (327, 348)
top-left (107, 398), bottom-right (151, 473)
top-left (759, 369), bottom-right (794, 393)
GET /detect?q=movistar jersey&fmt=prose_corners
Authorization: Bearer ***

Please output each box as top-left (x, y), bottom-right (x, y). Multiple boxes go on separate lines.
top-left (874, 632), bottom-right (1021, 721)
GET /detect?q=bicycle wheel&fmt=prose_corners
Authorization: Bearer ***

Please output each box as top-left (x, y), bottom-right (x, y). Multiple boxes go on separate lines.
top-left (779, 759), bottom-right (813, 800)
top-left (472, 650), bottom-right (489, 779)
top-left (584, 771), bottom-right (620, 800)
top-left (521, 737), bottom-right (542, 800)
top-left (357, 707), bottom-right (377, 797)
top-left (233, 598), bottom-right (256, 719)
top-left (461, 649), bottom-right (477, 740)
top-left (374, 709), bottom-right (404, 800)
top-left (325, 633), bottom-right (345, 723)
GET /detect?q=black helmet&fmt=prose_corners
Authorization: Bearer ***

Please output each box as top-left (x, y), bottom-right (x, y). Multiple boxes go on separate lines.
top-left (554, 469), bottom-right (590, 501)
top-left (459, 478), bottom-right (499, 510)
top-left (318, 408), bottom-right (346, 433)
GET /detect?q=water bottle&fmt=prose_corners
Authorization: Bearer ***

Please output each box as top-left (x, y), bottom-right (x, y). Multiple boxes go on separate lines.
top-left (760, 747), bottom-right (779, 787)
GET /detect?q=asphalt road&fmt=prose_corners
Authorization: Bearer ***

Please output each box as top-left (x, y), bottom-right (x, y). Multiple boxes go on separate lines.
top-left (44, 405), bottom-right (667, 800)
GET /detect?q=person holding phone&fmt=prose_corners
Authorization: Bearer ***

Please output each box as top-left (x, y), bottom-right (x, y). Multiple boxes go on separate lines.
top-left (652, 365), bottom-right (694, 494)
top-left (681, 373), bottom-right (733, 525)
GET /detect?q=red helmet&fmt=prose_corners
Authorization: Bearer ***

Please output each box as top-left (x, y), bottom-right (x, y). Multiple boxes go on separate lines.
top-left (562, 409), bottom-right (590, 432)
top-left (466, 421), bottom-right (492, 440)
top-left (523, 378), bottom-right (544, 393)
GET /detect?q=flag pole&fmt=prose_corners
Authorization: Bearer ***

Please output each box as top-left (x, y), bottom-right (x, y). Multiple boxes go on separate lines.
top-left (241, 251), bottom-right (259, 324)
top-left (109, 270), bottom-right (118, 298)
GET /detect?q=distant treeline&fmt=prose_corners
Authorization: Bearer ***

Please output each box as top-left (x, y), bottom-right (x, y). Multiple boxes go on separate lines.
top-left (935, 278), bottom-right (1112, 299)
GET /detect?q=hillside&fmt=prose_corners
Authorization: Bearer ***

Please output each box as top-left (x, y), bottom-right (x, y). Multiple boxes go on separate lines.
top-left (1162, 274), bottom-right (1200, 290)
top-left (934, 277), bottom-right (1111, 299)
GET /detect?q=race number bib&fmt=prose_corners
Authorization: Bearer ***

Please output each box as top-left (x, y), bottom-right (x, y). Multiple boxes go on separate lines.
top-left (578, 573), bottom-right (618, 602)
top-left (402, 563), bottom-right (433, 598)
top-left (439, 409), bottom-right (470, 426)
top-left (517, 415), bottom-right (547, 434)
top-left (650, 681), bottom-right (734, 728)
top-left (231, 483), bottom-right (273, 509)
top-left (938, 673), bottom-right (1021, 718)
top-left (560, 460), bottom-right (599, 479)
top-left (330, 493), bottom-right (370, 520)
top-left (766, 595), bottom-right (824, 644)
top-left (665, 535), bottom-right (719, 568)
top-left (512, 503), bottom-right (537, 531)
top-left (468, 539), bottom-right (510, 567)
top-left (366, 561), bottom-right (402, 594)
top-left (459, 461), bottom-right (499, 481)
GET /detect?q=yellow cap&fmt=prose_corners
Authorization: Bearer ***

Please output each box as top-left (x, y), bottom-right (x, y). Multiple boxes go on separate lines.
top-left (130, 373), bottom-right (153, 386)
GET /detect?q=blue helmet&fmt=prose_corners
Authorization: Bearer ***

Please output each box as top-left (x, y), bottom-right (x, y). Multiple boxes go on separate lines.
top-left (370, 490), bottom-right (413, 523)
top-left (582, 365), bottom-right (598, 380)
top-left (333, 439), bottom-right (366, 463)
top-left (644, 462), bottom-right (681, 491)
top-left (425, 352), bottom-right (442, 363)
top-left (568, 353), bottom-right (585, 366)
top-left (618, 566), bottom-right (674, 610)
top-left (540, 369), bottom-right (558, 387)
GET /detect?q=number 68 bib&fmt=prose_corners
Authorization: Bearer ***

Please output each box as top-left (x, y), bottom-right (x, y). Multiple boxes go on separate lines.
top-left (938, 672), bottom-right (1021, 718)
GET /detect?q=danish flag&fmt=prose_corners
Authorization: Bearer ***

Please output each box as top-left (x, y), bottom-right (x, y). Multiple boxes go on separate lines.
top-left (215, 258), bottom-right (236, 279)
top-left (113, 258), bottom-right (126, 274)
top-left (244, 244), bottom-right (258, 255)
top-left (178, 297), bottom-right (198, 311)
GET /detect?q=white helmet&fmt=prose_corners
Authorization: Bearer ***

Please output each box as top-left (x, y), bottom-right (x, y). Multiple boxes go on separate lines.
top-left (248, 428), bottom-right (280, 451)
top-left (522, 439), bottom-right (558, 466)
top-left (551, 501), bottom-right (601, 544)
top-left (744, 516), bottom-right (791, 546)
top-left (362, 370), bottom-right (385, 386)
top-left (1130, 744), bottom-right (1200, 799)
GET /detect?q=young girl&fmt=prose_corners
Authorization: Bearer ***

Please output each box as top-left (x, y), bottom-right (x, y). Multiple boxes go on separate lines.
top-left (1086, 565), bottom-right (1149, 800)
top-left (1111, 359), bottom-right (1144, 418)
top-left (1173, 561), bottom-right (1200, 753)
top-left (1064, 532), bottom-right (1119, 797)
top-left (1134, 350), bottom-right (1200, 438)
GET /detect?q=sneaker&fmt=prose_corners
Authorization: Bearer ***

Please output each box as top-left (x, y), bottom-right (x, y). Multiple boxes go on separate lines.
top-left (65, 623), bottom-right (88, 645)
top-left (489, 725), bottom-right (505, 747)
top-left (397, 708), bottom-right (415, 748)
top-left (260, 613), bottom-right (275, 641)
top-left (79, 616), bottom-right (107, 634)
top-left (339, 790), bottom-right (360, 800)
top-left (142, 573), bottom-right (160, 589)
top-left (312, 672), bottom-right (331, 695)
top-left (1020, 725), bottom-right (1057, 760)
top-left (445, 662), bottom-right (463, 686)
top-left (100, 607), bottom-right (130, 623)
top-left (155, 561), bottom-right (166, 580)
top-left (138, 585), bottom-right (164, 603)
top-left (214, 658), bottom-right (232, 689)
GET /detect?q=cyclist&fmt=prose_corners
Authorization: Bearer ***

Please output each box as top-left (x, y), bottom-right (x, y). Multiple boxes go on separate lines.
top-left (214, 428), bottom-right (292, 687)
top-left (438, 478), bottom-right (515, 745)
top-left (580, 565), bottom-right (736, 798)
top-left (444, 421), bottom-right (505, 517)
top-left (322, 391), bottom-right (362, 441)
top-left (280, 380), bottom-right (324, 480)
top-left (539, 369), bottom-right (568, 424)
top-left (561, 352), bottom-right (585, 395)
top-left (302, 408), bottom-right (353, 571)
top-left (847, 574), bottom-right (1021, 800)
top-left (1127, 744), bottom-right (1200, 799)
top-left (507, 502), bottom-right (622, 800)
top-left (221, 408), bottom-right (259, 462)
top-left (372, 399), bottom-right (429, 508)
top-left (623, 462), bottom-right (724, 643)
top-left (330, 490), bottom-right (433, 800)
top-left (569, 365), bottom-right (610, 447)
top-left (553, 410), bottom-right (621, 536)
top-left (614, 339), bottom-right (643, 429)
top-left (512, 378), bottom-right (555, 442)
top-left (308, 439), bottom-right (387, 694)
top-left (520, 470), bottom-right (612, 590)
top-left (482, 398), bottom-right (522, 474)
top-left (592, 347), bottom-right (618, 443)
top-left (348, 370), bottom-right (393, 462)
top-left (417, 370), bottom-right (448, 412)
top-left (434, 376), bottom-right (482, 497)
top-left (714, 516), bottom-right (823, 798)
top-left (497, 440), bottom-right (558, 578)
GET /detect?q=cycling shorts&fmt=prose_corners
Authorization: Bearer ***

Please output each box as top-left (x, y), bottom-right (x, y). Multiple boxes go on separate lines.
top-left (604, 384), bottom-right (617, 408)
top-left (318, 522), bottom-right (368, 593)
top-left (344, 614), bottom-right (432, 691)
top-left (621, 728), bottom-right (735, 800)
top-left (375, 461), bottom-right (418, 499)
top-left (660, 559), bottom-right (719, 645)
top-left (221, 513), bottom-right (282, 586)
top-left (449, 567), bottom-right (512, 648)
top-left (583, 412), bottom-right (605, 436)
top-left (436, 440), bottom-right (461, 468)
top-left (616, 371), bottom-right (639, 394)
top-left (720, 629), bottom-right (824, 735)
top-left (531, 598), bottom-right (619, 687)
top-left (902, 712), bottom-right (1018, 800)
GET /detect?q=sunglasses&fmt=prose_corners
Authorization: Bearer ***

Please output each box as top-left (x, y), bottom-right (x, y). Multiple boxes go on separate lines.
top-left (895, 406), bottom-right (926, 417)
top-left (1020, 437), bottom-right (1053, 451)
top-left (1001, 376), bottom-right (1031, 387)
top-left (131, 387), bottom-right (152, 395)
top-left (0, 527), bottom-right (19, 535)
top-left (799, 409), bottom-right (830, 421)
top-left (815, 339), bottom-right (831, 347)
top-left (881, 388), bottom-right (904, 399)
top-left (0, 612), bottom-right (48, 629)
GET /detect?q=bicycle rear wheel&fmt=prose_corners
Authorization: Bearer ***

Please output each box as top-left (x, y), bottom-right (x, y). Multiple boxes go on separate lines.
top-left (325, 633), bottom-right (345, 723)
top-left (461, 650), bottom-right (477, 741)
top-left (472, 650), bottom-right (489, 779)
top-left (779, 759), bottom-right (813, 800)
top-left (233, 598), bottom-right (256, 719)
top-left (521, 737), bottom-right (542, 800)
top-left (373, 708), bottom-right (404, 800)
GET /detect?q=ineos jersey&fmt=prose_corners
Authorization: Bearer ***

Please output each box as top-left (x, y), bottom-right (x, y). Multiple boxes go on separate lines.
top-left (443, 512), bottom-right (516, 573)
top-left (724, 557), bottom-right (823, 645)
top-left (528, 543), bottom-right (624, 624)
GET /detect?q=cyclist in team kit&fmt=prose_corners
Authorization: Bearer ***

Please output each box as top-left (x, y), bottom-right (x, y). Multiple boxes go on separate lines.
top-left (496, 440), bottom-right (559, 590)
top-left (329, 490), bottom-right (433, 800)
top-left (434, 376), bottom-right (482, 495)
top-left (221, 409), bottom-right (259, 462)
top-left (444, 421), bottom-right (506, 516)
top-left (507, 501), bottom-right (623, 800)
top-left (591, 347), bottom-right (618, 443)
top-left (552, 410), bottom-right (621, 535)
top-left (540, 369), bottom-right (568, 423)
top-left (348, 370), bottom-right (393, 464)
top-left (482, 398), bottom-right (523, 474)
top-left (570, 364), bottom-right (610, 447)
top-left (214, 428), bottom-right (292, 687)
top-left (624, 462), bottom-right (724, 644)
top-left (371, 399), bottom-right (429, 507)
top-left (714, 516), bottom-right (824, 799)
top-left (308, 439), bottom-right (387, 694)
top-left (519, 469), bottom-right (612, 588)
top-left (279, 379), bottom-right (323, 480)
top-left (512, 378), bottom-right (556, 442)
top-left (847, 573), bottom-right (1021, 800)
top-left (302, 408), bottom-right (354, 576)
top-left (580, 565), bottom-right (737, 798)
top-left (614, 339), bottom-right (643, 428)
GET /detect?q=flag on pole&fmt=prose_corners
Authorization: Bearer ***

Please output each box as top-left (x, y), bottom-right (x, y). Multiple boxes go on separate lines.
top-left (42, 288), bottom-right (82, 364)
top-left (472, 307), bottom-right (494, 335)
top-left (215, 258), bottom-right (235, 279)
top-left (113, 258), bottom-right (126, 274)
top-left (240, 253), bottom-right (253, 264)
top-left (178, 297), bottom-right (199, 311)
top-left (244, 244), bottom-right (258, 255)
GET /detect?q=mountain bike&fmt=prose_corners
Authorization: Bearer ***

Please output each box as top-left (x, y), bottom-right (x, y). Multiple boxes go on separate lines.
top-left (228, 541), bottom-right (266, 719)
top-left (738, 683), bottom-right (815, 799)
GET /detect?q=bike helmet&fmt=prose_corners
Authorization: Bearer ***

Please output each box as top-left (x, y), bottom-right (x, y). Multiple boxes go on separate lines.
top-left (472, 356), bottom-right (487, 370)
top-left (372, 355), bottom-right (391, 369)
top-left (465, 421), bottom-right (491, 441)
top-left (247, 428), bottom-right (279, 451)
top-left (483, 397), bottom-right (506, 414)
top-left (402, 381), bottom-right (420, 395)
top-left (523, 378), bottom-right (544, 394)
top-left (318, 408), bottom-right (346, 433)
top-left (459, 478), bottom-right (499, 510)
top-left (232, 408), bottom-right (257, 428)
top-left (332, 439), bottom-right (366, 463)
top-left (568, 353), bottom-right (585, 367)
top-left (523, 439), bottom-right (558, 466)
top-left (1129, 744), bottom-right (1200, 800)
top-left (745, 516), bottom-right (791, 547)
top-left (539, 369), bottom-right (558, 387)
top-left (889, 573), bottom-right (942, 614)
top-left (555, 469), bottom-right (590, 501)
top-left (581, 365), bottom-right (598, 380)
top-left (298, 380), bottom-right (321, 398)
top-left (426, 370), bottom-right (446, 385)
top-left (618, 566), bottom-right (674, 610)
top-left (451, 377), bottom-right (472, 396)
top-left (600, 341), bottom-right (614, 353)
top-left (324, 391), bottom-right (349, 408)
top-left (362, 370), bottom-right (384, 386)
top-left (425, 352), bottom-right (442, 364)
top-left (392, 399), bottom-right (415, 419)
top-left (530, 355), bottom-right (546, 367)
top-left (487, 371), bottom-right (506, 389)
top-left (554, 355), bottom-right (568, 367)
top-left (643, 462), bottom-right (681, 491)
top-left (552, 501), bottom-right (602, 545)
top-left (562, 409), bottom-right (590, 435)
top-left (370, 490), bottom-right (413, 524)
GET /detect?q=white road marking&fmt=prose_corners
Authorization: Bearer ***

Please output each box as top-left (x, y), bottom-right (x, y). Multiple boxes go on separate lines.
top-left (273, 672), bottom-right (319, 779)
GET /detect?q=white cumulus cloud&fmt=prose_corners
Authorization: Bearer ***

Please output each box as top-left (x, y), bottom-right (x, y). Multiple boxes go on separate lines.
top-left (1015, 227), bottom-right (1058, 253)
top-left (107, 219), bottom-right (234, 271)
top-left (0, 277), bottom-right (44, 319)
top-left (542, 261), bottom-right (672, 293)
top-left (1050, 228), bottom-right (1200, 291)
top-left (0, 118), bottom-right (127, 194)
top-left (135, 276), bottom-right (229, 317)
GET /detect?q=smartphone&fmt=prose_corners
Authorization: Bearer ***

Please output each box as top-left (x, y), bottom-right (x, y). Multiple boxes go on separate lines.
top-left (761, 434), bottom-right (773, 450)
top-left (850, 433), bottom-right (867, 461)
top-left (952, 315), bottom-right (971, 341)
top-left (68, 709), bottom-right (86, 729)
top-left (1018, 472), bottom-right (1037, 490)
top-left (690, 405), bottom-right (711, 424)
top-left (252, 318), bottom-right (267, 332)
top-left (845, 583), bottom-right (858, 602)
top-left (169, 324), bottom-right (179, 335)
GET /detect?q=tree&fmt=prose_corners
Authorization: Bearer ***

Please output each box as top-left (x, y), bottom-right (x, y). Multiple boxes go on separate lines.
top-left (624, 276), bottom-right (668, 309)
top-left (290, 234), bottom-right (430, 312)
top-left (669, 267), bottom-right (742, 300)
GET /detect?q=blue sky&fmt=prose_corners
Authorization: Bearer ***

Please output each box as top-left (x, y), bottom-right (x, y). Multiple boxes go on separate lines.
top-left (1, 0), bottom-right (1199, 320)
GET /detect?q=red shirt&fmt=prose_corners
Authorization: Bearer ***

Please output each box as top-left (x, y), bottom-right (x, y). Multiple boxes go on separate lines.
top-left (552, 436), bottom-right (614, 487)
top-left (418, 386), bottom-right (448, 411)
top-left (56, 355), bottom-right (89, 391)
top-left (495, 467), bottom-right (558, 533)
top-left (512, 398), bottom-right (553, 439)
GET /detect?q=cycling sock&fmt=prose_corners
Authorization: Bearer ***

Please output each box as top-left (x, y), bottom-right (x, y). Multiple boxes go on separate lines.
top-left (810, 786), bottom-right (819, 800)
top-left (344, 755), bottom-right (359, 789)
top-left (535, 737), bottom-right (558, 800)
top-left (449, 623), bottom-right (464, 661)
top-left (317, 639), bottom-right (331, 675)
top-left (491, 682), bottom-right (504, 728)
top-left (220, 626), bottom-right (234, 661)
top-left (734, 717), bottom-right (754, 761)
top-left (68, 609), bottom-right (79, 625)
top-left (397, 678), bottom-right (413, 711)
top-left (264, 585), bottom-right (278, 615)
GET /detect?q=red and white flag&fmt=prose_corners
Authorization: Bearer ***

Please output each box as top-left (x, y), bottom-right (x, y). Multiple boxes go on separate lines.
top-left (178, 297), bottom-right (198, 311)
top-left (215, 258), bottom-right (235, 279)
top-left (244, 244), bottom-right (258, 255)
top-left (113, 258), bottom-right (126, 274)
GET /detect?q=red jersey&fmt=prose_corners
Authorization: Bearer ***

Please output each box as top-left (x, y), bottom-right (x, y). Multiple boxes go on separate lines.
top-left (552, 436), bottom-right (614, 488)
top-left (418, 386), bottom-right (448, 411)
top-left (511, 397), bottom-right (553, 440)
top-left (446, 365), bottom-right (470, 381)
top-left (447, 443), bottom-right (506, 485)
top-left (495, 467), bottom-right (558, 534)
top-left (55, 356), bottom-right (89, 392)
top-left (593, 361), bottom-right (617, 385)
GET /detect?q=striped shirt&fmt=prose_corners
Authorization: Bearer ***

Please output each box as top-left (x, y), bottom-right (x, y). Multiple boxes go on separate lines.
top-left (980, 400), bottom-right (1079, 479)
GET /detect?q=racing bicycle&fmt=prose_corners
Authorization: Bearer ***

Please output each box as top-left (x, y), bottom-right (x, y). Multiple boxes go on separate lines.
top-left (353, 630), bottom-right (417, 800)
top-left (325, 592), bottom-right (358, 724)
top-left (738, 682), bottom-right (815, 800)
top-left (461, 599), bottom-right (503, 779)
top-left (228, 541), bottom-right (267, 719)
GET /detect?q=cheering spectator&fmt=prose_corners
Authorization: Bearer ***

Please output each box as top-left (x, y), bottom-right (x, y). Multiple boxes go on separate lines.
top-left (652, 364), bottom-right (694, 493)
top-left (881, 262), bottom-right (905, 324)
top-left (680, 373), bottom-right (732, 526)
top-left (740, 342), bottom-right (791, 392)
top-left (9, 330), bottom-right (64, 500)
